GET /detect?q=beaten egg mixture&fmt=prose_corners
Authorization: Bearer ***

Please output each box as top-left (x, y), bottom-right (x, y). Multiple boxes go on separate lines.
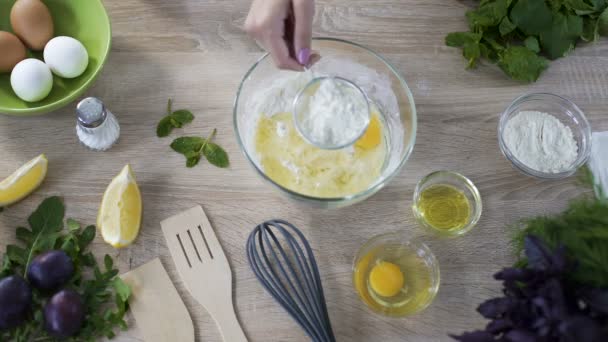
top-left (254, 111), bottom-right (387, 198)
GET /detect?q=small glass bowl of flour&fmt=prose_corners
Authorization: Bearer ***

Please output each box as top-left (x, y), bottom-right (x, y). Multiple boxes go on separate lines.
top-left (498, 93), bottom-right (592, 179)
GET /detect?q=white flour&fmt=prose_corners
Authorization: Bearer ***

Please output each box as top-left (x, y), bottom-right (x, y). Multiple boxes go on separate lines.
top-left (503, 111), bottom-right (578, 173)
top-left (298, 78), bottom-right (368, 147)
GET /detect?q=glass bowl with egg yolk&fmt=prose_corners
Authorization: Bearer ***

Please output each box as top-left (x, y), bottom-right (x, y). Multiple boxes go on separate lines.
top-left (233, 38), bottom-right (417, 209)
top-left (352, 232), bottom-right (440, 317)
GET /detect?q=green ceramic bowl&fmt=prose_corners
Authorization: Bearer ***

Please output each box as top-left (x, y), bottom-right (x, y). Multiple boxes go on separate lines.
top-left (0, 0), bottom-right (111, 116)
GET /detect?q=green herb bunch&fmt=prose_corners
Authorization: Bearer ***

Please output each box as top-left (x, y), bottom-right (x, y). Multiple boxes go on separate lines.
top-left (157, 99), bottom-right (230, 168)
top-left (446, 0), bottom-right (608, 82)
top-left (512, 168), bottom-right (608, 288)
top-left (0, 197), bottom-right (131, 342)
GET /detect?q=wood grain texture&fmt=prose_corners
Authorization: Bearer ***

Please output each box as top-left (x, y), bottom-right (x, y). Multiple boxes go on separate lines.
top-left (0, 0), bottom-right (607, 341)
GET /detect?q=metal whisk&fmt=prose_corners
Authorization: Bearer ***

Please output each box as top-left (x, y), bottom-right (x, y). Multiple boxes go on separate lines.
top-left (246, 220), bottom-right (336, 342)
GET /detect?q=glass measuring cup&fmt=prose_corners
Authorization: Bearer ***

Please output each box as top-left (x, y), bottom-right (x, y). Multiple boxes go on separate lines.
top-left (293, 76), bottom-right (371, 150)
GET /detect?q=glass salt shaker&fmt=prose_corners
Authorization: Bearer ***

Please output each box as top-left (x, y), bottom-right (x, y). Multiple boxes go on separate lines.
top-left (76, 97), bottom-right (120, 151)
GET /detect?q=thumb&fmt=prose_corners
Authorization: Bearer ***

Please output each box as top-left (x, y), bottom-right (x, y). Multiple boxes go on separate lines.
top-left (292, 0), bottom-right (314, 66)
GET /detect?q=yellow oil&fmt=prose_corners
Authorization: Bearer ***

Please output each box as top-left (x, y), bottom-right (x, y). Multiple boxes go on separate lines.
top-left (254, 112), bottom-right (387, 198)
top-left (354, 245), bottom-right (437, 316)
top-left (417, 184), bottom-right (470, 231)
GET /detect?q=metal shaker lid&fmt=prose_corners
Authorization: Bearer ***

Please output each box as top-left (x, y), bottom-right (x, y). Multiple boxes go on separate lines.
top-left (77, 97), bottom-right (107, 128)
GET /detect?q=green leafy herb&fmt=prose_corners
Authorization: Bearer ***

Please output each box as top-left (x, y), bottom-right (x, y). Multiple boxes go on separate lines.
top-left (446, 0), bottom-right (608, 82)
top-left (170, 129), bottom-right (230, 169)
top-left (0, 197), bottom-right (131, 341)
top-left (156, 99), bottom-right (194, 137)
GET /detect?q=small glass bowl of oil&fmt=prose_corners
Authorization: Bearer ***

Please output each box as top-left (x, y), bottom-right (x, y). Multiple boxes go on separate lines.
top-left (412, 171), bottom-right (482, 237)
top-left (352, 232), bottom-right (440, 317)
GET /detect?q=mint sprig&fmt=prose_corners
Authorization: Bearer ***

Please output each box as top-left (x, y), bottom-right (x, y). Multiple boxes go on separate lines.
top-left (170, 129), bottom-right (230, 168)
top-left (0, 197), bottom-right (131, 341)
top-left (446, 0), bottom-right (608, 82)
top-left (156, 99), bottom-right (194, 137)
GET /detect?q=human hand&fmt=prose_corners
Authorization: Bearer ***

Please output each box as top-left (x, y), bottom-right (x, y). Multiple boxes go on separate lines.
top-left (245, 0), bottom-right (315, 71)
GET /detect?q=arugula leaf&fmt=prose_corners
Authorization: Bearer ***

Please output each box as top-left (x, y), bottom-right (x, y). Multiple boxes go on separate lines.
top-left (510, 0), bottom-right (553, 36)
top-left (20, 196), bottom-right (65, 277)
top-left (498, 46), bottom-right (549, 82)
top-left (540, 12), bottom-right (583, 59)
top-left (156, 99), bottom-right (195, 137)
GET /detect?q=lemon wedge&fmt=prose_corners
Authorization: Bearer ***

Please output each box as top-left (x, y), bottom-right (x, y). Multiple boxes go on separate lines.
top-left (0, 154), bottom-right (48, 207)
top-left (97, 165), bottom-right (142, 248)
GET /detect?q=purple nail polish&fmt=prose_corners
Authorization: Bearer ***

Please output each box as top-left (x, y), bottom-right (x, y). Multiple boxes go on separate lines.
top-left (297, 48), bottom-right (311, 65)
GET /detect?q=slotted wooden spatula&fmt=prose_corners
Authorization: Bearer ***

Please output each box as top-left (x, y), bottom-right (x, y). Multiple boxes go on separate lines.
top-left (161, 206), bottom-right (247, 342)
top-left (120, 258), bottom-right (194, 342)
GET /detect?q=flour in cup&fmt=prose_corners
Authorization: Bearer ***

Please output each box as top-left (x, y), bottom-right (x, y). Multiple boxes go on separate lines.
top-left (503, 111), bottom-right (578, 173)
top-left (297, 78), bottom-right (369, 148)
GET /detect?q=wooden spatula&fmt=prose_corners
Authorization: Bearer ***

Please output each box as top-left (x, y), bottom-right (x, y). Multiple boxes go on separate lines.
top-left (161, 206), bottom-right (248, 342)
top-left (120, 258), bottom-right (194, 342)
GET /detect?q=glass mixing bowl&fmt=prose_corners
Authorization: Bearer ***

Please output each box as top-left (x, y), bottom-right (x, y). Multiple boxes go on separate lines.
top-left (233, 38), bottom-right (417, 208)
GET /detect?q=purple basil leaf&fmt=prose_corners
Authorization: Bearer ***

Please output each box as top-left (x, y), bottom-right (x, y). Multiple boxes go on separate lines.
top-left (450, 330), bottom-right (495, 342)
top-left (549, 246), bottom-right (567, 273)
top-left (504, 329), bottom-right (536, 342)
top-left (524, 235), bottom-right (552, 271)
top-left (541, 278), bottom-right (568, 320)
top-left (486, 319), bottom-right (512, 334)
top-left (494, 268), bottom-right (533, 282)
top-left (580, 288), bottom-right (608, 315)
top-left (532, 296), bottom-right (551, 318)
top-left (559, 316), bottom-right (605, 342)
top-left (478, 297), bottom-right (513, 319)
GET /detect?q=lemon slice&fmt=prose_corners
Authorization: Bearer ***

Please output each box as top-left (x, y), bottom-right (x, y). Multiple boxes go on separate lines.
top-left (0, 154), bottom-right (48, 206)
top-left (97, 165), bottom-right (142, 248)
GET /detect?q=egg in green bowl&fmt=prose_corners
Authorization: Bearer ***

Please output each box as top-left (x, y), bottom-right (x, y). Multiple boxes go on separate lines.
top-left (0, 0), bottom-right (111, 116)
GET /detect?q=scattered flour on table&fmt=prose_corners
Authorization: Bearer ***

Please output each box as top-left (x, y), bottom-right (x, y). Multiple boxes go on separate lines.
top-left (503, 111), bottom-right (578, 173)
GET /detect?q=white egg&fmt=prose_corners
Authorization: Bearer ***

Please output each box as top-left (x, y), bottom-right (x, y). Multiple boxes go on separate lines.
top-left (43, 36), bottom-right (89, 78)
top-left (10, 59), bottom-right (53, 102)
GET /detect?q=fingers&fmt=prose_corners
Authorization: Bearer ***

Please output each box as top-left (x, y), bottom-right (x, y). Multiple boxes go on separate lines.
top-left (265, 36), bottom-right (304, 71)
top-left (292, 0), bottom-right (314, 66)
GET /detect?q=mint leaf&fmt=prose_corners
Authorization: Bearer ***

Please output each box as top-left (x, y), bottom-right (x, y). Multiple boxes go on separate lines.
top-left (511, 0), bottom-right (553, 36)
top-left (186, 155), bottom-right (201, 168)
top-left (203, 143), bottom-right (230, 168)
top-left (156, 99), bottom-right (195, 137)
top-left (446, 32), bottom-right (483, 68)
top-left (582, 17), bottom-right (600, 42)
top-left (540, 12), bottom-right (583, 59)
top-left (466, 0), bottom-right (510, 30)
top-left (170, 136), bottom-right (205, 155)
top-left (498, 46), bottom-right (549, 82)
top-left (524, 36), bottom-right (541, 52)
top-left (600, 7), bottom-right (608, 36)
top-left (445, 32), bottom-right (482, 47)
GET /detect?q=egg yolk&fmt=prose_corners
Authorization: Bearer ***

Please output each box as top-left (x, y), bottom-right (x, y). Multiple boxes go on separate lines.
top-left (355, 115), bottom-right (382, 149)
top-left (369, 261), bottom-right (404, 297)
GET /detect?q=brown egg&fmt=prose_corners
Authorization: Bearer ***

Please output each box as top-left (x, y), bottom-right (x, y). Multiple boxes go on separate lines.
top-left (10, 0), bottom-right (54, 51)
top-left (0, 31), bottom-right (27, 73)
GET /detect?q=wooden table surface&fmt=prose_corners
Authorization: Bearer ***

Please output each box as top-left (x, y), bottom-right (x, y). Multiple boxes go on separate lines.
top-left (1, 0), bottom-right (607, 341)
